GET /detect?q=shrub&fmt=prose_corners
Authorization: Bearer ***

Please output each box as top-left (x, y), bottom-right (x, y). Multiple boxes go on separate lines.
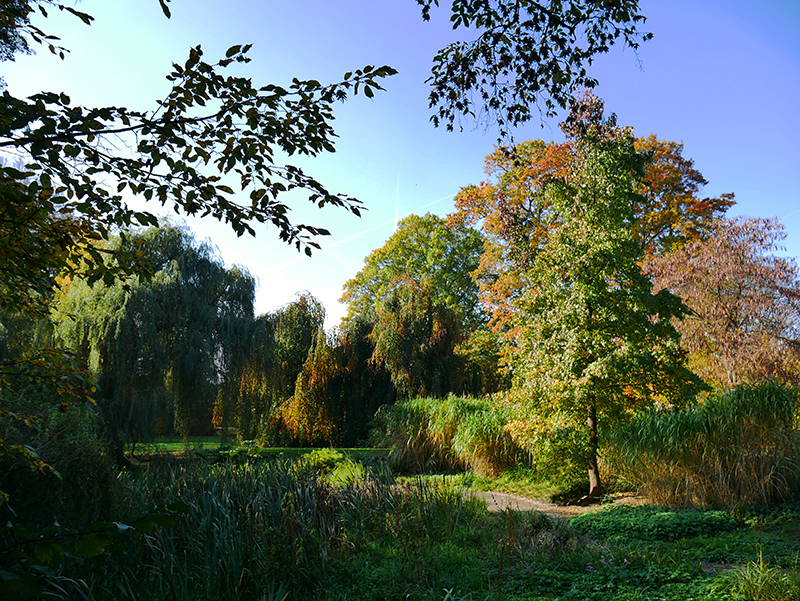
top-left (300, 448), bottom-right (345, 473)
top-left (0, 405), bottom-right (125, 531)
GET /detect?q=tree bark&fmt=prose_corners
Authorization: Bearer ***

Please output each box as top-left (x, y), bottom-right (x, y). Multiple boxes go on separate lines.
top-left (587, 401), bottom-right (603, 497)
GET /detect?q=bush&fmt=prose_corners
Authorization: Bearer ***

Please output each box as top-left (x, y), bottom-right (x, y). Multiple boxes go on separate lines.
top-left (0, 405), bottom-right (124, 531)
top-left (608, 382), bottom-right (799, 508)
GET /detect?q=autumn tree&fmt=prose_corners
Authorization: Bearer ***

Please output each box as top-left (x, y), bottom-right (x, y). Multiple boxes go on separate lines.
top-left (217, 292), bottom-right (325, 443)
top-left (452, 133), bottom-right (734, 342)
top-left (646, 217), bottom-right (800, 390)
top-left (505, 94), bottom-right (703, 496)
top-left (282, 315), bottom-right (397, 446)
top-left (631, 135), bottom-right (735, 256)
top-left (278, 328), bottom-right (339, 446)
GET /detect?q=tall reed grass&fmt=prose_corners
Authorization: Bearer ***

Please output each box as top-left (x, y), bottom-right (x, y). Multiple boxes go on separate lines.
top-left (609, 382), bottom-right (799, 508)
top-left (42, 456), bottom-right (485, 600)
top-left (374, 395), bottom-right (525, 476)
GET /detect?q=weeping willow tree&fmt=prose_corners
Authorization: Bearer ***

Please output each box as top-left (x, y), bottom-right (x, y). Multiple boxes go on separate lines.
top-left (370, 277), bottom-right (466, 400)
top-left (221, 292), bottom-right (325, 443)
top-left (55, 224), bottom-right (255, 459)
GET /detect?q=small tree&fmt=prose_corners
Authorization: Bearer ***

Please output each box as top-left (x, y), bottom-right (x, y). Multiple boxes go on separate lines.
top-left (508, 94), bottom-right (703, 496)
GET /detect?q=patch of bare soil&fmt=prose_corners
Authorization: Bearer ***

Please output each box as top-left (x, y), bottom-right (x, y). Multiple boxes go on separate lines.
top-left (466, 490), bottom-right (645, 520)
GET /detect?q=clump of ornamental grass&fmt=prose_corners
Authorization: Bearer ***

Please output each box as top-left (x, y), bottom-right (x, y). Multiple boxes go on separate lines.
top-left (452, 404), bottom-right (521, 477)
top-left (373, 395), bottom-right (524, 476)
top-left (608, 382), bottom-right (799, 508)
top-left (714, 549), bottom-right (800, 601)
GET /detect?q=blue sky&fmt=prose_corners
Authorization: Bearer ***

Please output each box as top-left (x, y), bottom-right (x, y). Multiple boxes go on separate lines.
top-left (5, 0), bottom-right (799, 326)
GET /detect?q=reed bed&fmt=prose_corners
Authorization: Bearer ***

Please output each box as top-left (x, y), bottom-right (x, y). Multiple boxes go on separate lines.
top-left (609, 382), bottom-right (799, 508)
top-left (374, 395), bottom-right (524, 476)
top-left (40, 456), bottom-right (485, 600)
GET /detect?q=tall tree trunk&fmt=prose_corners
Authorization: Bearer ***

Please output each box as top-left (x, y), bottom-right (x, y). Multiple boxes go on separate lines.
top-left (587, 401), bottom-right (603, 497)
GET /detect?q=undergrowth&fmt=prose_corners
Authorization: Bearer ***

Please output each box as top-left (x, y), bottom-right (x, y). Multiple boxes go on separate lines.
top-left (5, 450), bottom-right (798, 601)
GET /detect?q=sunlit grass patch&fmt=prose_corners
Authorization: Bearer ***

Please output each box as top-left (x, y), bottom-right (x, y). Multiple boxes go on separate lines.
top-left (609, 382), bottom-right (799, 509)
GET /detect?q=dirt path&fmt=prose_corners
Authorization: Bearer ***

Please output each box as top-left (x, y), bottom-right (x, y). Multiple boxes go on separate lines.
top-left (466, 490), bottom-right (643, 520)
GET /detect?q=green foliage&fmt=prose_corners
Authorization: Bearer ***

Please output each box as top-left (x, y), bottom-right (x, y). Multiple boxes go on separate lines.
top-left (569, 505), bottom-right (741, 542)
top-left (342, 213), bottom-right (485, 329)
top-left (342, 213), bottom-right (502, 400)
top-left (715, 549), bottom-right (800, 601)
top-left (374, 395), bottom-right (525, 476)
top-left (1, 32), bottom-right (396, 270)
top-left (0, 311), bottom-right (96, 507)
top-left (19, 458), bottom-right (486, 600)
top-left (608, 382), bottom-right (800, 509)
top-left (55, 224), bottom-right (255, 446)
top-left (370, 280), bottom-right (467, 399)
top-left (1, 450), bottom-right (797, 601)
top-left (300, 448), bottom-right (345, 474)
top-left (421, 0), bottom-right (652, 135)
top-left (0, 406), bottom-right (125, 532)
top-left (0, 501), bottom-right (190, 601)
top-left (503, 93), bottom-right (704, 495)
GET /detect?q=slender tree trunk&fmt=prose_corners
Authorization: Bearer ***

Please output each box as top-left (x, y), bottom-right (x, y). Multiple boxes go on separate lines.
top-left (587, 401), bottom-right (603, 498)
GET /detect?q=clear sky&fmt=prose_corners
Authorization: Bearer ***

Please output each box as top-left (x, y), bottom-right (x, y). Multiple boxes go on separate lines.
top-left (5, 0), bottom-right (799, 327)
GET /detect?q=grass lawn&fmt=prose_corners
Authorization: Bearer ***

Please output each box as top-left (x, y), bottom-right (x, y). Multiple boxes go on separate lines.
top-left (126, 437), bottom-right (390, 461)
top-left (126, 436), bottom-right (234, 453)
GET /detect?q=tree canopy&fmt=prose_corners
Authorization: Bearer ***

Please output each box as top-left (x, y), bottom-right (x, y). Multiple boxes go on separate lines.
top-left (646, 217), bottom-right (800, 390)
top-left (421, 0), bottom-right (652, 136)
top-left (0, 0), bottom-right (655, 320)
top-left (501, 94), bottom-right (703, 496)
top-left (341, 213), bottom-right (485, 328)
top-left (341, 212), bottom-right (505, 399)
top-left (0, 0), bottom-right (396, 323)
top-left (450, 118), bottom-right (734, 339)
